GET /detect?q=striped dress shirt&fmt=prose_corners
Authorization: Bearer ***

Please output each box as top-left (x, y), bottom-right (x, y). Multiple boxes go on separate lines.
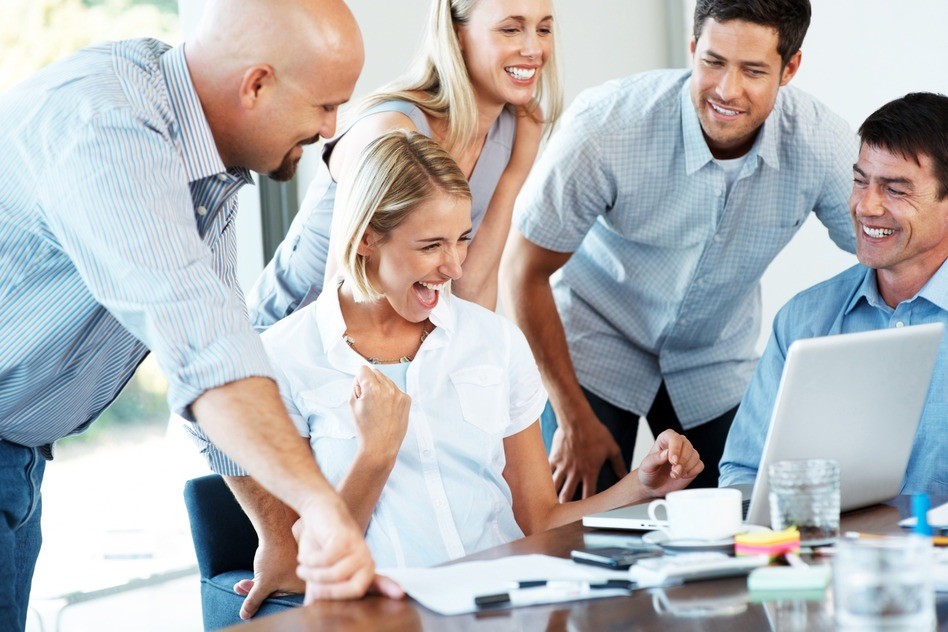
top-left (515, 69), bottom-right (858, 428)
top-left (0, 39), bottom-right (273, 462)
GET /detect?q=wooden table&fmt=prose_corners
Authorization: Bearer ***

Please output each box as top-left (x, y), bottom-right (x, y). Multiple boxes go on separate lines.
top-left (227, 497), bottom-right (947, 631)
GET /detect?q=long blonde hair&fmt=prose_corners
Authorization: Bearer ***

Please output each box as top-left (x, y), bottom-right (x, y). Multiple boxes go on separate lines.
top-left (354, 0), bottom-right (562, 151)
top-left (339, 130), bottom-right (472, 302)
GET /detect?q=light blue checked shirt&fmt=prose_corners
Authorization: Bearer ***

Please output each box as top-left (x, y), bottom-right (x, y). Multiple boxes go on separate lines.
top-left (515, 69), bottom-right (857, 428)
top-left (720, 262), bottom-right (948, 495)
top-left (0, 40), bottom-right (274, 456)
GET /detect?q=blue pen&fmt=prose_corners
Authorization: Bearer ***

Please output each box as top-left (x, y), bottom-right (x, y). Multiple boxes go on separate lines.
top-left (912, 493), bottom-right (932, 536)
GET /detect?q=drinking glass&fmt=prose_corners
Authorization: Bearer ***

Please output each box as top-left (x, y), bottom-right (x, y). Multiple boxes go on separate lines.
top-left (833, 535), bottom-right (935, 630)
top-left (768, 459), bottom-right (840, 546)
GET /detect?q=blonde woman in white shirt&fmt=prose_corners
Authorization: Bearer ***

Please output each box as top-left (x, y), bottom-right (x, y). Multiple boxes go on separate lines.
top-left (255, 131), bottom-right (704, 576)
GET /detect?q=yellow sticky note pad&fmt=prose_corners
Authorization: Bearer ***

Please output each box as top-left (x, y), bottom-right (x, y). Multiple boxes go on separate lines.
top-left (734, 527), bottom-right (800, 558)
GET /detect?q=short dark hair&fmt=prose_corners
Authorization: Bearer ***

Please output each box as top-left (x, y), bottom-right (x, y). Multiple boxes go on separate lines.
top-left (859, 92), bottom-right (948, 201)
top-left (693, 0), bottom-right (811, 67)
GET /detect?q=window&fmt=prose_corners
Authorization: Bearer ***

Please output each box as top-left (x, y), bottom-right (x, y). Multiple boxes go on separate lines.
top-left (9, 3), bottom-right (206, 629)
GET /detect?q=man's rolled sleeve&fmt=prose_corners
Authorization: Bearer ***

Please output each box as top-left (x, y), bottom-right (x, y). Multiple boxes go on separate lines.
top-left (514, 97), bottom-right (615, 253)
top-left (173, 328), bottom-right (272, 473)
top-left (182, 419), bottom-right (250, 476)
top-left (169, 327), bottom-right (274, 421)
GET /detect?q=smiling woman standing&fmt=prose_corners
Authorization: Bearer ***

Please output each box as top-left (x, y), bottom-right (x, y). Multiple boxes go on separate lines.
top-left (247, 0), bottom-right (562, 325)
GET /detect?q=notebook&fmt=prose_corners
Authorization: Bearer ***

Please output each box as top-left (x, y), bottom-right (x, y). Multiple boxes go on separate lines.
top-left (583, 322), bottom-right (943, 531)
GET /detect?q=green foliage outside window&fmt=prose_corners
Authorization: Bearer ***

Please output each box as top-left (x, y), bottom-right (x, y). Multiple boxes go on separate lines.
top-left (1, 0), bottom-right (180, 93)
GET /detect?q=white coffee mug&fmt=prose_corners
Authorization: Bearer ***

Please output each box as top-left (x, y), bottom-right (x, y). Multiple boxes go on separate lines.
top-left (647, 488), bottom-right (743, 541)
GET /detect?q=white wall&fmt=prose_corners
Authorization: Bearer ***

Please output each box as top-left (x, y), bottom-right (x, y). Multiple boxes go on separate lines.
top-left (797, 1), bottom-right (948, 129)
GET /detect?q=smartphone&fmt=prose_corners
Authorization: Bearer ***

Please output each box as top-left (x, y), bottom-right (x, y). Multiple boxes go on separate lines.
top-left (570, 546), bottom-right (663, 570)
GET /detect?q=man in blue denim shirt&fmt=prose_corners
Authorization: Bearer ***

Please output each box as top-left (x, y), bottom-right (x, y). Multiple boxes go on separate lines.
top-left (720, 92), bottom-right (948, 495)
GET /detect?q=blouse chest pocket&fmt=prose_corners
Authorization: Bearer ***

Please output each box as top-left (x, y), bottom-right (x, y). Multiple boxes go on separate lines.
top-left (299, 379), bottom-right (357, 440)
top-left (449, 366), bottom-right (507, 435)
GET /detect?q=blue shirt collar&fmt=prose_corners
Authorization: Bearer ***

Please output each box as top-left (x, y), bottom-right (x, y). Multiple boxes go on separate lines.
top-left (846, 258), bottom-right (948, 314)
top-left (680, 77), bottom-right (781, 175)
top-left (918, 257), bottom-right (948, 311)
top-left (160, 44), bottom-right (253, 186)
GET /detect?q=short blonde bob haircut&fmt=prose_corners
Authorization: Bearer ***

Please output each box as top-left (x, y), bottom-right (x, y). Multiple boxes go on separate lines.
top-left (338, 130), bottom-right (472, 302)
top-left (354, 0), bottom-right (562, 151)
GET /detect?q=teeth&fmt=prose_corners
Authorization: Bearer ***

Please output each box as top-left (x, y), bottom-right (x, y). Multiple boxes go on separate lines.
top-left (505, 66), bottom-right (536, 81)
top-left (863, 225), bottom-right (894, 238)
top-left (710, 102), bottom-right (739, 116)
top-left (418, 281), bottom-right (445, 291)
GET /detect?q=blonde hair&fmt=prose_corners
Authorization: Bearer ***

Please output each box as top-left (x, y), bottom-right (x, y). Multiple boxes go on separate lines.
top-left (354, 0), bottom-right (562, 151)
top-left (339, 130), bottom-right (472, 302)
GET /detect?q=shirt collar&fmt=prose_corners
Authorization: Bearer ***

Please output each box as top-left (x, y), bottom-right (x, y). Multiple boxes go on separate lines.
top-left (846, 259), bottom-right (948, 314)
top-left (918, 257), bottom-right (948, 311)
top-left (755, 96), bottom-right (781, 170)
top-left (315, 280), bottom-right (348, 356)
top-left (428, 286), bottom-right (456, 334)
top-left (314, 279), bottom-right (458, 369)
top-left (846, 266), bottom-right (887, 314)
top-left (679, 77), bottom-right (780, 175)
top-left (160, 44), bottom-right (252, 185)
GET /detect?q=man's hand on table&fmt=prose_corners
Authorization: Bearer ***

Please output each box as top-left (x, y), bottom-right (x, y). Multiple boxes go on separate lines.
top-left (295, 500), bottom-right (404, 603)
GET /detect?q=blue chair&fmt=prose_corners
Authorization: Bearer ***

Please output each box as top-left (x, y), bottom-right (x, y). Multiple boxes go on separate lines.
top-left (183, 474), bottom-right (302, 630)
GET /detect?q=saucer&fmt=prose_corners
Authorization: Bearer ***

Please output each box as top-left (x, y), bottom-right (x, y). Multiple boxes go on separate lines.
top-left (643, 524), bottom-right (771, 553)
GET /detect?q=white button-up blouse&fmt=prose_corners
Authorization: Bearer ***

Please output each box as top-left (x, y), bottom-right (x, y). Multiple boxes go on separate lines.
top-left (260, 286), bottom-right (548, 567)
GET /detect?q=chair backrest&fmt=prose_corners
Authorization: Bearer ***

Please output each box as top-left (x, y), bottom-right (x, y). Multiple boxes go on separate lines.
top-left (183, 474), bottom-right (258, 579)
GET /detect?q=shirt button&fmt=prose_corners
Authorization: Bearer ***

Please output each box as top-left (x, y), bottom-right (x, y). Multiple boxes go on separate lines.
top-left (712, 234), bottom-right (722, 242)
top-left (435, 499), bottom-right (446, 508)
top-left (423, 449), bottom-right (432, 458)
top-left (895, 321), bottom-right (904, 328)
top-left (217, 173), bottom-right (228, 182)
top-left (196, 205), bottom-right (208, 216)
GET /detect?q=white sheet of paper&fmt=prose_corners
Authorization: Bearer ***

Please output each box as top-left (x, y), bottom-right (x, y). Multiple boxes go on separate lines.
top-left (379, 554), bottom-right (635, 616)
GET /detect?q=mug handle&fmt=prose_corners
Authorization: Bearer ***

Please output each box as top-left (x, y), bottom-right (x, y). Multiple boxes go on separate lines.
top-left (647, 499), bottom-right (668, 525)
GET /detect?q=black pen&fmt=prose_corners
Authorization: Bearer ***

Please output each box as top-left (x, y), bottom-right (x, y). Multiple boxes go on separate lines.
top-left (514, 579), bottom-right (637, 590)
top-left (474, 579), bottom-right (637, 607)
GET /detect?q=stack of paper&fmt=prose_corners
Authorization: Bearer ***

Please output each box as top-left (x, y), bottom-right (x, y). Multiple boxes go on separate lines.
top-left (381, 554), bottom-right (637, 615)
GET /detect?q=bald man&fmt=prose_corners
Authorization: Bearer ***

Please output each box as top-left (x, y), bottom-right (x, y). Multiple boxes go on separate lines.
top-left (0, 1), bottom-right (386, 628)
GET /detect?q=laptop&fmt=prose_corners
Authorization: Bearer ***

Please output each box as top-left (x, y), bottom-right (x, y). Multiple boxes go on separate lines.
top-left (582, 322), bottom-right (943, 531)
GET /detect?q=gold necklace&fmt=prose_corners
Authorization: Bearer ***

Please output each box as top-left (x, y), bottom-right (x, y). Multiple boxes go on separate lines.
top-left (343, 321), bottom-right (432, 364)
